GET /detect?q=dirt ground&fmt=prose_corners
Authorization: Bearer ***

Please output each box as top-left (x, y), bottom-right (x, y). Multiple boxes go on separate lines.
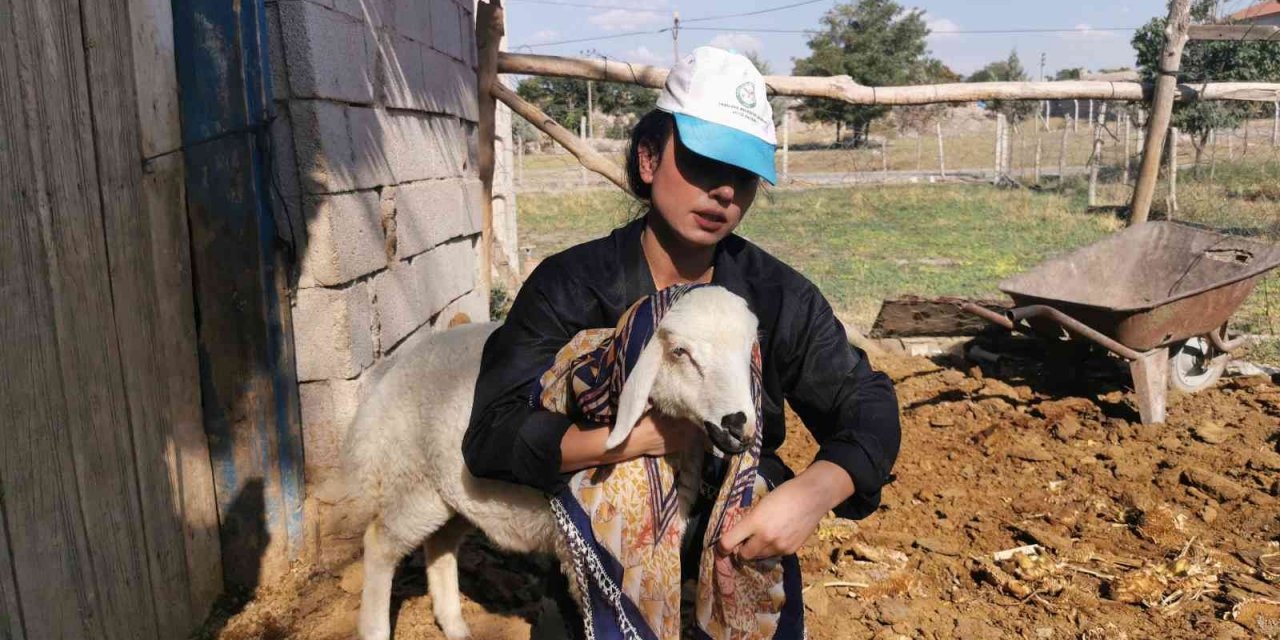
top-left (204, 337), bottom-right (1280, 640)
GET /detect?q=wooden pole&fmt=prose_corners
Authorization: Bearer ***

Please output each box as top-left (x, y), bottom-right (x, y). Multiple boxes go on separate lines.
top-left (516, 134), bottom-right (524, 185)
top-left (1058, 119), bottom-right (1069, 185)
top-left (883, 137), bottom-right (890, 174)
top-left (994, 113), bottom-right (1005, 184)
top-left (936, 122), bottom-right (946, 177)
top-left (782, 108), bottom-right (790, 183)
top-left (1130, 0), bottom-right (1192, 225)
top-left (1168, 126), bottom-right (1179, 216)
top-left (1074, 100), bottom-right (1079, 132)
top-left (1228, 126), bottom-right (1235, 160)
top-left (1088, 99), bottom-right (1094, 130)
top-left (1122, 114), bottom-right (1132, 184)
top-left (1034, 130), bottom-right (1043, 184)
top-left (586, 80), bottom-right (593, 139)
top-left (1273, 100), bottom-right (1279, 146)
top-left (498, 53), bottom-right (1280, 105)
top-left (1089, 109), bottom-right (1103, 206)
top-left (476, 0), bottom-right (505, 293)
top-left (1211, 129), bottom-right (1219, 179)
top-left (579, 117), bottom-right (588, 185)
top-left (491, 81), bottom-right (632, 194)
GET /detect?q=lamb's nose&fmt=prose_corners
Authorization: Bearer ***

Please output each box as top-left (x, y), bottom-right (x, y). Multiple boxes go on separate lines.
top-left (721, 411), bottom-right (747, 437)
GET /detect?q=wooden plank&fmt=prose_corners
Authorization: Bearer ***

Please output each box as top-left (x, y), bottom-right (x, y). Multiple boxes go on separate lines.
top-left (477, 0), bottom-right (504, 293)
top-left (141, 152), bottom-right (224, 624)
top-left (0, 486), bottom-right (26, 639)
top-left (1188, 24), bottom-right (1280, 41)
top-left (2, 1), bottom-right (134, 638)
top-left (172, 0), bottom-right (307, 588)
top-left (1131, 0), bottom-right (1192, 225)
top-left (129, 0), bottom-right (183, 158)
top-left (79, 0), bottom-right (222, 633)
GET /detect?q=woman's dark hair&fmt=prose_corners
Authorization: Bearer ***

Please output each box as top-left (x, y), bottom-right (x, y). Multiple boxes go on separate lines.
top-left (625, 109), bottom-right (675, 202)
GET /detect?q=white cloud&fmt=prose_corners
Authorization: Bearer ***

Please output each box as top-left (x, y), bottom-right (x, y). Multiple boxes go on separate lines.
top-left (707, 33), bottom-right (764, 55)
top-left (528, 30), bottom-right (559, 44)
top-left (620, 45), bottom-right (667, 67)
top-left (925, 16), bottom-right (960, 40)
top-left (1064, 24), bottom-right (1121, 40)
top-left (588, 9), bottom-right (665, 32)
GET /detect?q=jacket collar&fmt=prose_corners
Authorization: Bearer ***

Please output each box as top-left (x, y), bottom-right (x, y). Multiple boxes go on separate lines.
top-left (618, 215), bottom-right (749, 305)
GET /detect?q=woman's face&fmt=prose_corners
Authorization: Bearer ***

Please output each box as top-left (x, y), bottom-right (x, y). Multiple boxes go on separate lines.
top-left (639, 130), bottom-right (759, 248)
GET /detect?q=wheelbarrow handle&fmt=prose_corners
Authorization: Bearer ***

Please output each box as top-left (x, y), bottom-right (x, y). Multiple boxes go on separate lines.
top-left (961, 302), bottom-right (1145, 361)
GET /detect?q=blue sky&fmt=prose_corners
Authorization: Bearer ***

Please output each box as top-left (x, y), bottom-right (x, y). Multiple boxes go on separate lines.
top-left (502, 0), bottom-right (1263, 77)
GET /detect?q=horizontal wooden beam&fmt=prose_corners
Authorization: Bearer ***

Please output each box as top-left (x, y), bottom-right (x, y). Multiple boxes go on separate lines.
top-left (1188, 24), bottom-right (1280, 41)
top-left (499, 52), bottom-right (1280, 104)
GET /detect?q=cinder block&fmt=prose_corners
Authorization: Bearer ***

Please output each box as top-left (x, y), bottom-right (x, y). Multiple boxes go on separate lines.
top-left (390, 0), bottom-right (431, 43)
top-left (279, 0), bottom-right (376, 104)
top-left (423, 47), bottom-right (479, 122)
top-left (373, 238), bottom-right (477, 349)
top-left (429, 0), bottom-right (464, 61)
top-left (299, 376), bottom-right (366, 471)
top-left (269, 109), bottom-right (306, 250)
top-left (345, 106), bottom-right (396, 189)
top-left (294, 283), bottom-right (375, 381)
top-left (378, 111), bottom-right (460, 183)
top-left (458, 1), bottom-right (476, 68)
top-left (394, 178), bottom-right (483, 258)
top-left (299, 191), bottom-right (387, 286)
top-left (290, 99), bottom-right (354, 194)
top-left (378, 33), bottom-right (428, 111)
top-left (431, 286), bottom-right (488, 331)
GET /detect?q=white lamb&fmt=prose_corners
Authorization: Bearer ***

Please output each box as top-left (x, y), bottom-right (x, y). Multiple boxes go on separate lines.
top-left (343, 286), bottom-right (760, 640)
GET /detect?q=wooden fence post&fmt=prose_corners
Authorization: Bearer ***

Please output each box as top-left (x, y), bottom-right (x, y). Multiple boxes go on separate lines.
top-left (1034, 130), bottom-right (1043, 184)
top-left (1122, 114), bottom-right (1132, 184)
top-left (782, 108), bottom-right (790, 182)
top-left (1211, 129), bottom-right (1219, 179)
top-left (1228, 126), bottom-right (1235, 160)
top-left (516, 134), bottom-right (524, 185)
top-left (1130, 0), bottom-right (1192, 225)
top-left (579, 117), bottom-right (588, 185)
top-left (1273, 100), bottom-right (1279, 146)
top-left (477, 0), bottom-right (505, 292)
top-left (1089, 107), bottom-right (1104, 206)
top-left (1074, 99), bottom-right (1080, 132)
top-left (1058, 119), bottom-right (1069, 186)
top-left (883, 137), bottom-right (890, 174)
top-left (994, 113), bottom-right (1005, 184)
top-left (936, 121), bottom-right (946, 178)
top-left (1168, 126), bottom-right (1179, 216)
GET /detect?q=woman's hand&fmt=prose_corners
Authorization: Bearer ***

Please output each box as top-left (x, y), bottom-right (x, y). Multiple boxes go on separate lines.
top-left (715, 461), bottom-right (854, 560)
top-left (559, 411), bottom-right (702, 472)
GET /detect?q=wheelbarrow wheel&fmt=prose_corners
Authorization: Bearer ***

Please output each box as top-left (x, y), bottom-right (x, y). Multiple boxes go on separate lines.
top-left (1168, 336), bottom-right (1227, 393)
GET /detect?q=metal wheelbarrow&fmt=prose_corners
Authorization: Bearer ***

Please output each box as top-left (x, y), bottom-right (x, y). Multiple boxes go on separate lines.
top-left (963, 221), bottom-right (1280, 424)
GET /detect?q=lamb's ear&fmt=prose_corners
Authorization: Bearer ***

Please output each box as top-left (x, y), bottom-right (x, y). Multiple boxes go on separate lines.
top-left (606, 334), bottom-right (664, 450)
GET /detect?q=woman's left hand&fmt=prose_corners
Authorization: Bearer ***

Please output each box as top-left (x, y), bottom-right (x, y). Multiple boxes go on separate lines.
top-left (715, 460), bottom-right (854, 561)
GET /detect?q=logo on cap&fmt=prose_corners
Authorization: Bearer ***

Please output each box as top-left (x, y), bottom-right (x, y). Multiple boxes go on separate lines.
top-left (735, 82), bottom-right (757, 109)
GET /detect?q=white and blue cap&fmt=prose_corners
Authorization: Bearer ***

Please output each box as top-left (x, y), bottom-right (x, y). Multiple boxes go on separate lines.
top-left (656, 47), bottom-right (777, 184)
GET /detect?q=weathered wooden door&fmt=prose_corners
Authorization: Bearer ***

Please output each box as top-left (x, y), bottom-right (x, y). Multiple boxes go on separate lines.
top-left (0, 0), bottom-right (223, 637)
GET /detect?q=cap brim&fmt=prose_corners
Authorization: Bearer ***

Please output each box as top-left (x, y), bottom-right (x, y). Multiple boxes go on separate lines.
top-left (672, 113), bottom-right (777, 185)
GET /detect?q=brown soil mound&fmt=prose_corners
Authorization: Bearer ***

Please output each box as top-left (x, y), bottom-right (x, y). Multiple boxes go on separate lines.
top-left (204, 345), bottom-right (1280, 640)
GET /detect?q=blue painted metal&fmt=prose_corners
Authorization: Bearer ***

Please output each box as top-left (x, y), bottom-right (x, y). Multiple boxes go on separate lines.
top-left (171, 0), bottom-right (306, 588)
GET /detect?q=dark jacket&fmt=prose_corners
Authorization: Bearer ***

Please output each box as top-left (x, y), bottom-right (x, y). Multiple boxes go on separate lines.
top-left (463, 217), bottom-right (900, 519)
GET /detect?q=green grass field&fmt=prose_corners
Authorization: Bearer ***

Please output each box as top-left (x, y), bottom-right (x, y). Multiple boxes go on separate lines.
top-left (518, 159), bottom-right (1280, 363)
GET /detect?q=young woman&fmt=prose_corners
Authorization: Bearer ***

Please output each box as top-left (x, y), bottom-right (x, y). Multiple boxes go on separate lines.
top-left (463, 47), bottom-right (901, 638)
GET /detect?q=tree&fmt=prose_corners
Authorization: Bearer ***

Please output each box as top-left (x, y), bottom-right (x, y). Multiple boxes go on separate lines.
top-left (742, 51), bottom-right (790, 127)
top-left (1133, 0), bottom-right (1280, 166)
top-left (968, 50), bottom-right (1038, 123)
top-left (895, 58), bottom-right (961, 135)
top-left (515, 76), bottom-right (657, 139)
top-left (792, 0), bottom-right (931, 145)
top-left (1053, 67), bottom-right (1085, 81)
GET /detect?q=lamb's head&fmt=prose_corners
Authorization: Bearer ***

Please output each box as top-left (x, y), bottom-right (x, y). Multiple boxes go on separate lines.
top-left (607, 286), bottom-right (759, 455)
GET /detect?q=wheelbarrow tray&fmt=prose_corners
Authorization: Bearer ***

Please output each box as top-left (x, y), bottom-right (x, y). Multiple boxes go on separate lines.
top-left (998, 221), bottom-right (1280, 352)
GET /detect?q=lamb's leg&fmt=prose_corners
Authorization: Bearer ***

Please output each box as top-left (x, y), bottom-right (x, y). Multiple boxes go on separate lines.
top-left (359, 490), bottom-right (453, 640)
top-left (425, 516), bottom-right (475, 639)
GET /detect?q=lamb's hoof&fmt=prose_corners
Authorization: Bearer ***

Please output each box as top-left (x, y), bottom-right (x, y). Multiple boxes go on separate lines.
top-left (438, 616), bottom-right (471, 640)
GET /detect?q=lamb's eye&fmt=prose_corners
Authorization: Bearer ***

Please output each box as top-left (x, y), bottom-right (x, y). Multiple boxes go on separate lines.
top-left (671, 347), bottom-right (688, 358)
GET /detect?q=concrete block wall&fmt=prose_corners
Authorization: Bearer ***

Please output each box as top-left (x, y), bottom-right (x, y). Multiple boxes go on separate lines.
top-left (267, 0), bottom-right (505, 567)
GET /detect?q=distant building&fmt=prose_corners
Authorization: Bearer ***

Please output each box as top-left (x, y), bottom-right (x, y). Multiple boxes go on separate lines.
top-left (1228, 1), bottom-right (1280, 26)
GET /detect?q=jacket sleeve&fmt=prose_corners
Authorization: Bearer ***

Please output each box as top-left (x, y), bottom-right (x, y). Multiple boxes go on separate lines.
top-left (775, 285), bottom-right (901, 520)
top-left (462, 260), bottom-right (588, 494)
